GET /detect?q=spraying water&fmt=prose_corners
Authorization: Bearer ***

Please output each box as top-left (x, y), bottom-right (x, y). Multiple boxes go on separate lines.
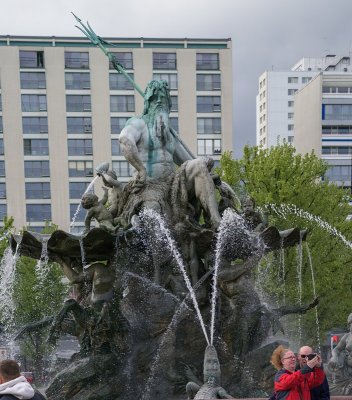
top-left (305, 243), bottom-right (321, 352)
top-left (79, 238), bottom-right (87, 268)
top-left (35, 238), bottom-right (50, 286)
top-left (0, 244), bottom-right (21, 332)
top-left (264, 203), bottom-right (352, 250)
top-left (139, 209), bottom-right (210, 345)
top-left (70, 175), bottom-right (98, 231)
top-left (296, 238), bottom-right (303, 344)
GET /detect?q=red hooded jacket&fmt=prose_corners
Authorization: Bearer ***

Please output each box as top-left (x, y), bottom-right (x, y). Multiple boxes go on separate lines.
top-left (274, 365), bottom-right (325, 400)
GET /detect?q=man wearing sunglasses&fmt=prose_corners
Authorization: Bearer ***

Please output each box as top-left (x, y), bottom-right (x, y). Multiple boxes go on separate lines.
top-left (297, 346), bottom-right (330, 400)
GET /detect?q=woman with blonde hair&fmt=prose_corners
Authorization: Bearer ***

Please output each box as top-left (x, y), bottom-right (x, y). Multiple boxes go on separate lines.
top-left (270, 345), bottom-right (325, 400)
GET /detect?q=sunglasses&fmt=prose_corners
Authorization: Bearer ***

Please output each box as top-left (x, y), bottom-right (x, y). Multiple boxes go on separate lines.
top-left (300, 354), bottom-right (316, 360)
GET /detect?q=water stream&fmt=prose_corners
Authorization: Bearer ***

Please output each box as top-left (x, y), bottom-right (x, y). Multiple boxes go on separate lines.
top-left (35, 238), bottom-right (50, 287)
top-left (139, 209), bottom-right (210, 345)
top-left (296, 238), bottom-right (303, 344)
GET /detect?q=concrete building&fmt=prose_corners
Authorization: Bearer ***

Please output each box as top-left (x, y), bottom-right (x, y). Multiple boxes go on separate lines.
top-left (294, 71), bottom-right (352, 187)
top-left (0, 35), bottom-right (233, 231)
top-left (257, 55), bottom-right (352, 149)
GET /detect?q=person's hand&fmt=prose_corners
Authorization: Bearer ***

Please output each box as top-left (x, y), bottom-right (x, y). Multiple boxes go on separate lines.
top-left (307, 355), bottom-right (320, 369)
top-left (315, 354), bottom-right (322, 368)
top-left (132, 169), bottom-right (147, 192)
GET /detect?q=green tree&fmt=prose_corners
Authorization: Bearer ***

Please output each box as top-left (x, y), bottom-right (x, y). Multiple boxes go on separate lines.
top-left (218, 144), bottom-right (352, 346)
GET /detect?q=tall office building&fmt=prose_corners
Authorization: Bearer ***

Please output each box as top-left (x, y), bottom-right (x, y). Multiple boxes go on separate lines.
top-left (0, 35), bottom-right (233, 231)
top-left (294, 71), bottom-right (352, 187)
top-left (257, 55), bottom-right (352, 148)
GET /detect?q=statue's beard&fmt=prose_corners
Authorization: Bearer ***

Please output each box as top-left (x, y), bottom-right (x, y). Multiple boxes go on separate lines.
top-left (151, 108), bottom-right (170, 144)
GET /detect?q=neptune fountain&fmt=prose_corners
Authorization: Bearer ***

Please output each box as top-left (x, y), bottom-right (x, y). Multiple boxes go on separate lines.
top-left (8, 17), bottom-right (319, 400)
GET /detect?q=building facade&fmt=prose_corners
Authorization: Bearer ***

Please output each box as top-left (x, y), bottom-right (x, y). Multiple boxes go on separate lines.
top-left (294, 71), bottom-right (352, 187)
top-left (0, 35), bottom-right (233, 231)
top-left (257, 55), bottom-right (352, 149)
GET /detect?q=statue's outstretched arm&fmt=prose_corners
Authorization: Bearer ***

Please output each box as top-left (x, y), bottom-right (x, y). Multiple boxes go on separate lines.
top-left (274, 297), bottom-right (319, 317)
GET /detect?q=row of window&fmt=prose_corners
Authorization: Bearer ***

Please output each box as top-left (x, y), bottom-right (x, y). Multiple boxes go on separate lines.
top-left (323, 104), bottom-right (352, 121)
top-left (20, 94), bottom-right (221, 113)
top-left (322, 126), bottom-right (352, 135)
top-left (19, 71), bottom-right (222, 91)
top-left (324, 165), bottom-right (351, 180)
top-left (322, 86), bottom-right (352, 94)
top-left (322, 146), bottom-right (352, 155)
top-left (19, 50), bottom-right (220, 71)
top-left (288, 77), bottom-right (312, 84)
top-left (19, 116), bottom-right (221, 135)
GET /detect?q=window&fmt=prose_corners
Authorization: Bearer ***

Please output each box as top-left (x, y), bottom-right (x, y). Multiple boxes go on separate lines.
top-left (322, 86), bottom-right (331, 93)
top-left (153, 53), bottom-right (176, 70)
top-left (111, 139), bottom-right (122, 155)
top-left (0, 140), bottom-right (4, 155)
top-left (65, 73), bottom-right (90, 90)
top-left (196, 74), bottom-right (221, 91)
top-left (0, 204), bottom-right (6, 220)
top-left (0, 161), bottom-right (5, 177)
top-left (23, 139), bottom-right (49, 155)
top-left (112, 161), bottom-right (132, 177)
top-left (288, 89), bottom-right (298, 96)
top-left (325, 165), bottom-right (350, 181)
top-left (70, 204), bottom-right (86, 222)
top-left (288, 124), bottom-right (294, 131)
top-left (322, 146), bottom-right (352, 155)
top-left (288, 77), bottom-right (298, 83)
top-left (197, 96), bottom-right (221, 112)
top-left (0, 183), bottom-right (5, 198)
top-left (196, 53), bottom-right (219, 70)
top-left (197, 118), bottom-right (221, 134)
top-left (24, 161), bottom-right (50, 177)
top-left (324, 104), bottom-right (352, 120)
top-left (302, 77), bottom-right (312, 84)
top-left (26, 204), bottom-right (51, 222)
top-left (67, 117), bottom-right (92, 134)
top-left (288, 101), bottom-right (294, 107)
top-left (20, 72), bottom-right (46, 89)
top-left (110, 95), bottom-right (135, 112)
top-left (21, 95), bottom-right (47, 112)
top-left (288, 136), bottom-right (294, 143)
top-left (0, 117), bottom-right (2, 133)
top-left (197, 139), bottom-right (222, 155)
top-left (288, 112), bottom-right (294, 119)
top-left (68, 161), bottom-right (93, 177)
top-left (19, 51), bottom-right (44, 68)
top-left (68, 139), bottom-right (93, 156)
top-left (22, 117), bottom-right (48, 134)
top-left (170, 96), bottom-right (178, 112)
top-left (111, 117), bottom-right (129, 134)
top-left (66, 95), bottom-right (91, 112)
top-left (65, 52), bottom-right (89, 69)
top-left (25, 182), bottom-right (51, 199)
top-left (153, 73), bottom-right (178, 90)
top-left (69, 182), bottom-right (90, 199)
top-left (109, 73), bottom-right (134, 90)
top-left (170, 117), bottom-right (178, 132)
top-left (109, 52), bottom-right (133, 70)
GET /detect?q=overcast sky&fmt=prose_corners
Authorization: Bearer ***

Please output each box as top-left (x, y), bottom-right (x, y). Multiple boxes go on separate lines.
top-left (1, 0), bottom-right (352, 157)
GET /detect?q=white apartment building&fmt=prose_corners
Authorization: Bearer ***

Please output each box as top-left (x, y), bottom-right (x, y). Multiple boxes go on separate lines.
top-left (294, 71), bottom-right (352, 187)
top-left (0, 35), bottom-right (233, 232)
top-left (257, 55), bottom-right (352, 148)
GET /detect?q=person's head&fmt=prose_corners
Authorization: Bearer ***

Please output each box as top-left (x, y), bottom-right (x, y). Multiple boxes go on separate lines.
top-left (347, 313), bottom-right (352, 333)
top-left (203, 345), bottom-right (221, 384)
top-left (297, 345), bottom-right (314, 368)
top-left (241, 196), bottom-right (255, 215)
top-left (81, 193), bottom-right (98, 209)
top-left (0, 360), bottom-right (20, 384)
top-left (143, 80), bottom-right (172, 116)
top-left (271, 345), bottom-right (296, 372)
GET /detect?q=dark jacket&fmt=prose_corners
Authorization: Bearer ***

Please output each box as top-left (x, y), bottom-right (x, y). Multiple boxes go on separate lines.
top-left (310, 376), bottom-right (330, 400)
top-left (0, 391), bottom-right (46, 400)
